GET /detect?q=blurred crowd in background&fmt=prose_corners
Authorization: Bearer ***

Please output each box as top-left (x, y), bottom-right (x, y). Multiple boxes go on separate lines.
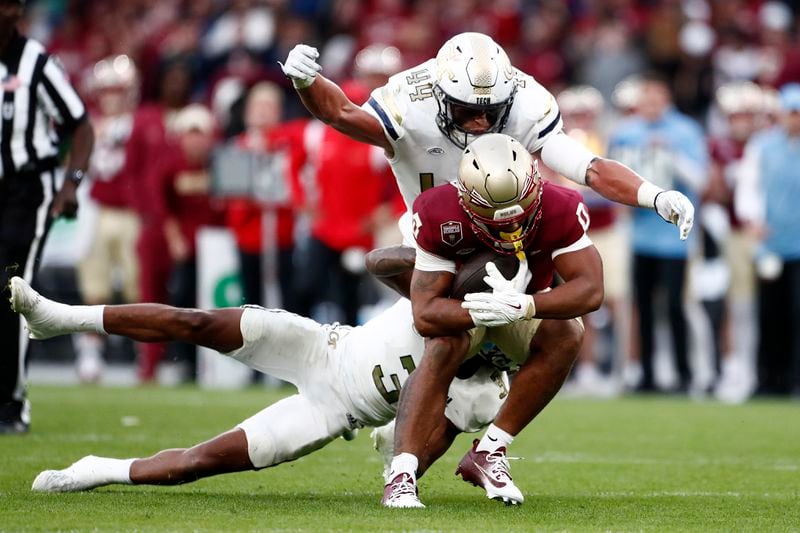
top-left (20, 0), bottom-right (800, 401)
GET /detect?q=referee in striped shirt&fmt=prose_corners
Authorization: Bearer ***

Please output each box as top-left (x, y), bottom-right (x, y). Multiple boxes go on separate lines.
top-left (0, 0), bottom-right (94, 433)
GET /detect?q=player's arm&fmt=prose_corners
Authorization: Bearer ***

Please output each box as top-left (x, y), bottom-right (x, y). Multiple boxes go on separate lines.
top-left (530, 246), bottom-right (603, 319)
top-left (461, 245), bottom-right (603, 322)
top-left (538, 132), bottom-right (695, 240)
top-left (281, 45), bottom-right (392, 154)
top-left (410, 267), bottom-right (475, 338)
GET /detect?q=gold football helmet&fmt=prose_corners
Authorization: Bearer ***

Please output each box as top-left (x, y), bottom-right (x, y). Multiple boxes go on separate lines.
top-left (456, 133), bottom-right (542, 256)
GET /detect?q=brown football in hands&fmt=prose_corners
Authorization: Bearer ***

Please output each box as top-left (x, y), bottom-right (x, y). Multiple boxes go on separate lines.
top-left (450, 250), bottom-right (520, 300)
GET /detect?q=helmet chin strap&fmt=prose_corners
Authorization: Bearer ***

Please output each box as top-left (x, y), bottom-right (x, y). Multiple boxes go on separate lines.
top-left (498, 227), bottom-right (527, 261)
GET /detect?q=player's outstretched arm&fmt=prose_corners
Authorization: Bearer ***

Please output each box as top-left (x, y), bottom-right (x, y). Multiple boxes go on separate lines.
top-left (539, 133), bottom-right (696, 240)
top-left (281, 45), bottom-right (392, 153)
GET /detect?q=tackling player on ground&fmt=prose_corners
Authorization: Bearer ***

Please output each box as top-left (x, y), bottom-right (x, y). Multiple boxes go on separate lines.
top-left (9, 279), bottom-right (507, 494)
top-left (281, 32), bottom-right (693, 507)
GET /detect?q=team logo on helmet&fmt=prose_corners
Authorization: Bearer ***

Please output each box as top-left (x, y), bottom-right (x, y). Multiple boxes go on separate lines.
top-left (440, 221), bottom-right (464, 246)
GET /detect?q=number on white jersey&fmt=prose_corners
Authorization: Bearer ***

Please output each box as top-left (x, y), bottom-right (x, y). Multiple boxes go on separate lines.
top-left (372, 355), bottom-right (416, 404)
top-left (406, 69), bottom-right (434, 102)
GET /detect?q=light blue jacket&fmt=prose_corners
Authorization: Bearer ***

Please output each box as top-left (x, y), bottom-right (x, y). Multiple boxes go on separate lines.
top-left (609, 109), bottom-right (708, 259)
top-left (749, 127), bottom-right (800, 260)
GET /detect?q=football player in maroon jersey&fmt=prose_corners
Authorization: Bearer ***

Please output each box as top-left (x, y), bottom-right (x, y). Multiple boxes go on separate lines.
top-left (382, 134), bottom-right (603, 508)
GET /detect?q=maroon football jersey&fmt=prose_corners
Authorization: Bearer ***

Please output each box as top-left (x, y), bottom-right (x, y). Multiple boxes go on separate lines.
top-left (412, 181), bottom-right (590, 292)
top-left (708, 135), bottom-right (747, 228)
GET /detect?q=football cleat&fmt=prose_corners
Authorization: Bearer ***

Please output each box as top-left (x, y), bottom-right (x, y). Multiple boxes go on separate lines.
top-left (9, 277), bottom-right (68, 340)
top-left (455, 439), bottom-right (524, 505)
top-left (370, 422), bottom-right (395, 481)
top-left (381, 472), bottom-right (425, 508)
top-left (32, 456), bottom-right (106, 492)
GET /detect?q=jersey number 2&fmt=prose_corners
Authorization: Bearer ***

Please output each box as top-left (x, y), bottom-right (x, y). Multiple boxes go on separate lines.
top-left (372, 355), bottom-right (416, 404)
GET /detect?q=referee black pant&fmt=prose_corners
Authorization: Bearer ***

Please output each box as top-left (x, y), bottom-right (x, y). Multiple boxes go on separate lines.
top-left (0, 169), bottom-right (55, 424)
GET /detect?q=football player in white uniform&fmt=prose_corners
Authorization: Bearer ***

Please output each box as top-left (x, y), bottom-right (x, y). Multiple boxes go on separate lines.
top-left (282, 32), bottom-right (695, 508)
top-left (281, 32), bottom-right (694, 236)
top-left (8, 276), bottom-right (507, 494)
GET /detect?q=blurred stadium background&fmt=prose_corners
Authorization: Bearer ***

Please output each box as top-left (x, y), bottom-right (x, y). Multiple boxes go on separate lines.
top-left (14, 0), bottom-right (800, 402)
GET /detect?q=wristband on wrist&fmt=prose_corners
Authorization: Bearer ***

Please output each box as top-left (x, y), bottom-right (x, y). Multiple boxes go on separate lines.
top-left (636, 180), bottom-right (664, 209)
top-left (66, 169), bottom-right (85, 186)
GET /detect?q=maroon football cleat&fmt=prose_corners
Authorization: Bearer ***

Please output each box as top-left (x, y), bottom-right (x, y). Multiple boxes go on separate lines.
top-left (381, 472), bottom-right (425, 508)
top-left (455, 439), bottom-right (524, 505)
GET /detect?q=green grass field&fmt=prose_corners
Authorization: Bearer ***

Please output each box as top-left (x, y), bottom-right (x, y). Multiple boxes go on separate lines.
top-left (1, 386), bottom-right (798, 532)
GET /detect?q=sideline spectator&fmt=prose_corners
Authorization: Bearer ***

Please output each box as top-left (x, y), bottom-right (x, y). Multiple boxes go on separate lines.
top-left (127, 57), bottom-right (192, 382)
top-left (75, 55), bottom-right (140, 383)
top-left (609, 72), bottom-right (708, 393)
top-left (555, 85), bottom-right (628, 396)
top-left (737, 83), bottom-right (800, 397)
top-left (700, 81), bottom-right (763, 400)
top-left (151, 104), bottom-right (225, 379)
top-left (223, 82), bottom-right (305, 310)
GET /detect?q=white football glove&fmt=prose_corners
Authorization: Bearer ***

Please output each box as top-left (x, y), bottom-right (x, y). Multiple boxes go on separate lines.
top-left (462, 290), bottom-right (535, 326)
top-left (655, 190), bottom-right (695, 241)
top-left (485, 257), bottom-right (532, 293)
top-left (463, 305), bottom-right (513, 328)
top-left (280, 44), bottom-right (321, 89)
top-left (461, 259), bottom-right (535, 327)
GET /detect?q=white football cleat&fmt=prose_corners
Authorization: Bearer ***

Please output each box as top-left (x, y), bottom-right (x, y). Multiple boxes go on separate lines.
top-left (9, 276), bottom-right (69, 340)
top-left (381, 472), bottom-right (425, 508)
top-left (370, 422), bottom-right (395, 481)
top-left (456, 439), bottom-right (524, 505)
top-left (32, 456), bottom-right (108, 492)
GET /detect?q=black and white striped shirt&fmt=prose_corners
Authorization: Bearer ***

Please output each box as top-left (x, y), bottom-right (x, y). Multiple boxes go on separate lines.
top-left (0, 30), bottom-right (86, 177)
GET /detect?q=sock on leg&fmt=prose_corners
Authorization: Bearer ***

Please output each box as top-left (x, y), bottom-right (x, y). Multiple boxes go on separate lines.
top-left (41, 299), bottom-right (106, 335)
top-left (476, 423), bottom-right (514, 453)
top-left (69, 304), bottom-right (106, 335)
top-left (73, 456), bottom-right (135, 486)
top-left (387, 453), bottom-right (418, 482)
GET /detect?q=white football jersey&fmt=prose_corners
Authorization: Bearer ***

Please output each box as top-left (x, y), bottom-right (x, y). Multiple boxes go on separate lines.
top-left (338, 298), bottom-right (507, 431)
top-left (362, 59), bottom-right (563, 210)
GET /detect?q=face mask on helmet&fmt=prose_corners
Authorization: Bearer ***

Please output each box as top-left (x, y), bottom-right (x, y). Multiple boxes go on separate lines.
top-left (456, 133), bottom-right (543, 257)
top-left (433, 33), bottom-right (518, 149)
top-left (434, 85), bottom-right (516, 149)
top-left (463, 185), bottom-right (543, 257)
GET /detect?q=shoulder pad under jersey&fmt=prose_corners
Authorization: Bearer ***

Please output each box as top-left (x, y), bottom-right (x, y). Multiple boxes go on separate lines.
top-left (504, 70), bottom-right (563, 154)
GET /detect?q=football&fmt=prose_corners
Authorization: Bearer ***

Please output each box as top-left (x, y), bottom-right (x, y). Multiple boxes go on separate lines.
top-left (451, 249), bottom-right (520, 300)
